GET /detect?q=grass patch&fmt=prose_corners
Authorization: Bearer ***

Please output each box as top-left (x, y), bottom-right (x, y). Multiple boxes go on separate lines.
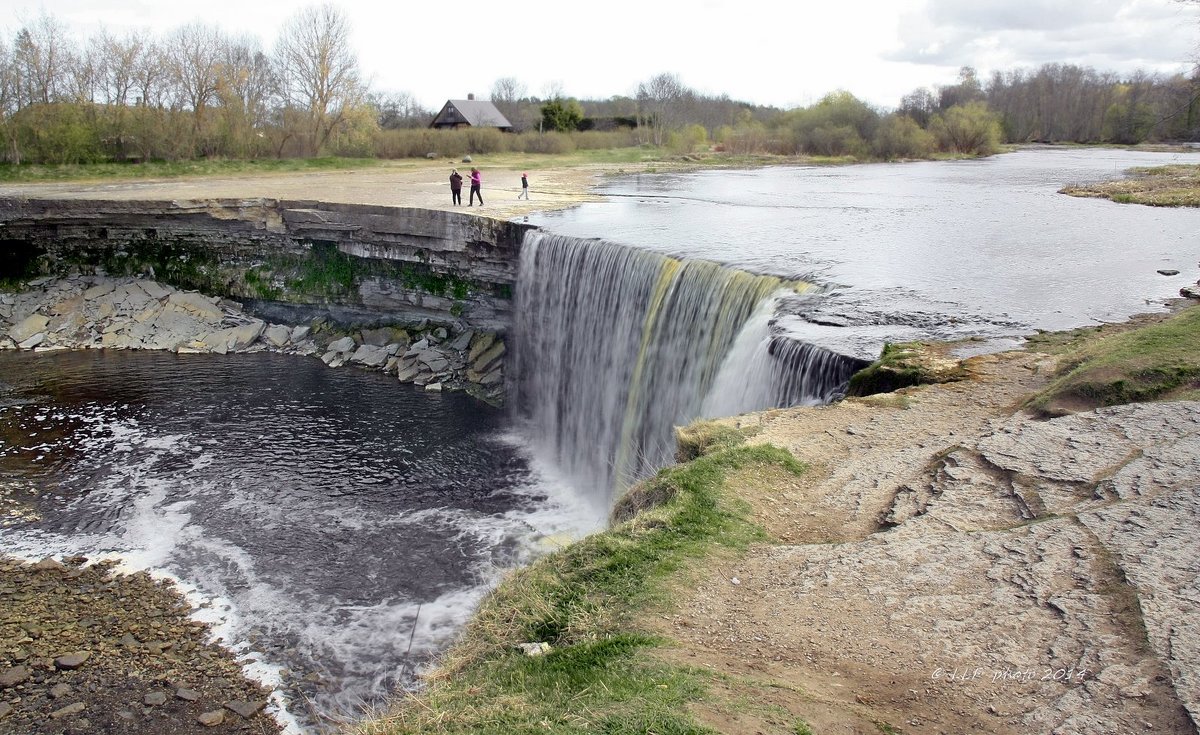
top-left (357, 443), bottom-right (805, 735)
top-left (1059, 164), bottom-right (1200, 207)
top-left (0, 156), bottom-right (385, 183)
top-left (1027, 304), bottom-right (1200, 415)
top-left (846, 342), bottom-right (966, 397)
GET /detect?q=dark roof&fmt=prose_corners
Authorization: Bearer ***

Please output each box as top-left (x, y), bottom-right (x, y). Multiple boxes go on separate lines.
top-left (431, 99), bottom-right (513, 128)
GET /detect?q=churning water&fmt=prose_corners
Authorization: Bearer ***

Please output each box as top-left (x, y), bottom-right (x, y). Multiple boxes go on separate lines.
top-left (0, 350), bottom-right (602, 730)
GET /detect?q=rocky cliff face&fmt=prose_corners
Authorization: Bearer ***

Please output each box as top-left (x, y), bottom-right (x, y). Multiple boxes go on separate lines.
top-left (0, 198), bottom-right (533, 333)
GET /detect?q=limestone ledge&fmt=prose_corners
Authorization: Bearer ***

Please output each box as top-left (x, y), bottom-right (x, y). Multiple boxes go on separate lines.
top-left (0, 274), bottom-right (505, 401)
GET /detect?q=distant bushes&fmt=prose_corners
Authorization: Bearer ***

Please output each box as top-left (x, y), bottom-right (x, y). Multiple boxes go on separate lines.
top-left (371, 128), bottom-right (637, 160)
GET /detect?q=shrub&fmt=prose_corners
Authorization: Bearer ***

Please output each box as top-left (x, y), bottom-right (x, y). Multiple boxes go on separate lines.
top-left (929, 101), bottom-right (1002, 155)
top-left (872, 114), bottom-right (936, 160)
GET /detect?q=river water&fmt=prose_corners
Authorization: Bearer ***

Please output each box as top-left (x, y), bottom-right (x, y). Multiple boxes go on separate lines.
top-left (2, 148), bottom-right (1198, 731)
top-left (0, 350), bottom-right (601, 730)
top-left (530, 147), bottom-right (1200, 357)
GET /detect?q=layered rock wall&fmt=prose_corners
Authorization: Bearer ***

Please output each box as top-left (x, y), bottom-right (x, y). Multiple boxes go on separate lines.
top-left (0, 198), bottom-right (534, 333)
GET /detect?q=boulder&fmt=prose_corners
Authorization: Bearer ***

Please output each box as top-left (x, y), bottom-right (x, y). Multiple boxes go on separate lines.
top-left (17, 333), bottom-right (46, 350)
top-left (264, 324), bottom-right (292, 347)
top-left (328, 336), bottom-right (356, 354)
top-left (449, 330), bottom-right (474, 351)
top-left (472, 341), bottom-right (506, 373)
top-left (351, 344), bottom-right (389, 367)
top-left (167, 291), bottom-right (224, 321)
top-left (9, 314), bottom-right (50, 343)
top-left (222, 321), bottom-right (266, 351)
top-left (468, 332), bottom-right (496, 362)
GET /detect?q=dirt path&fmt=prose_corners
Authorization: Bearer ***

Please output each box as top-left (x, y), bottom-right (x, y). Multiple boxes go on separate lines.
top-left (648, 346), bottom-right (1200, 734)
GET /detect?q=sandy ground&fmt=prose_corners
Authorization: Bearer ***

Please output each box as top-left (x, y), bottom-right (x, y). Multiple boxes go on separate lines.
top-left (0, 159), bottom-right (617, 220)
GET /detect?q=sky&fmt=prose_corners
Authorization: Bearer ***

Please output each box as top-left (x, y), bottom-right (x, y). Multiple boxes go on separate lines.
top-left (3, 0), bottom-right (1198, 111)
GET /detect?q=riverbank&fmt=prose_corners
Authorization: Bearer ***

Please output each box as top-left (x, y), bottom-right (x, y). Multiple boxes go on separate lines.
top-left (1060, 162), bottom-right (1200, 207)
top-left (0, 555), bottom-right (282, 734)
top-left (357, 302), bottom-right (1200, 735)
top-left (0, 274), bottom-right (509, 403)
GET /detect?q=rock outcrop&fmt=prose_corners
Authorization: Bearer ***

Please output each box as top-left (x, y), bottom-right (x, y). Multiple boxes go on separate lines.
top-left (658, 349), bottom-right (1200, 734)
top-left (0, 274), bottom-right (505, 402)
top-left (0, 198), bottom-right (533, 333)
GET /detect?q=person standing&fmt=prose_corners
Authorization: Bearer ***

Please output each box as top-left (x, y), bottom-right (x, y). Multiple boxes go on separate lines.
top-left (469, 168), bottom-right (483, 206)
top-left (518, 172), bottom-right (530, 200)
top-left (449, 169), bottom-right (463, 206)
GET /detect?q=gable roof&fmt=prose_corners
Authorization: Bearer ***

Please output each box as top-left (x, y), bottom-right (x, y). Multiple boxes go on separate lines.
top-left (431, 99), bottom-right (513, 129)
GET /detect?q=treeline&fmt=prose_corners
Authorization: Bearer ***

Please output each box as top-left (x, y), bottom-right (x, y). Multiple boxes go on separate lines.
top-left (0, 6), bottom-right (1196, 166)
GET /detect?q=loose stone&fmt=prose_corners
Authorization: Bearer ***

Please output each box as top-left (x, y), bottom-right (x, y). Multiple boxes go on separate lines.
top-left (144, 691), bottom-right (168, 706)
top-left (224, 699), bottom-right (267, 718)
top-left (49, 702), bottom-right (86, 719)
top-left (0, 666), bottom-right (31, 688)
top-left (54, 651), bottom-right (90, 670)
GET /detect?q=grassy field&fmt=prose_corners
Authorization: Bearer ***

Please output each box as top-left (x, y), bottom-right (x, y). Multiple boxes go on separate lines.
top-left (1025, 303), bottom-right (1200, 414)
top-left (0, 156), bottom-right (399, 183)
top-left (1059, 163), bottom-right (1200, 207)
top-left (353, 433), bottom-right (805, 735)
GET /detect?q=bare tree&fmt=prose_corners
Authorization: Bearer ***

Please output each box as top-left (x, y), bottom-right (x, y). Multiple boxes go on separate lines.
top-left (636, 72), bottom-right (689, 145)
top-left (489, 76), bottom-right (526, 128)
top-left (11, 12), bottom-right (76, 106)
top-left (93, 29), bottom-right (149, 106)
top-left (272, 3), bottom-right (365, 155)
top-left (372, 91), bottom-right (430, 129)
top-left (131, 40), bottom-right (168, 108)
top-left (164, 22), bottom-right (224, 138)
top-left (214, 35), bottom-right (273, 155)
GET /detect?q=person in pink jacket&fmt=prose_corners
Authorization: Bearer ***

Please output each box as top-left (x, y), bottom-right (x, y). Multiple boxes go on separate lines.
top-left (469, 168), bottom-right (483, 206)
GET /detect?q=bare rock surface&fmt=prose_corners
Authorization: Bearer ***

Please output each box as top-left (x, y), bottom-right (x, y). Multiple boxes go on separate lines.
top-left (654, 348), bottom-right (1200, 734)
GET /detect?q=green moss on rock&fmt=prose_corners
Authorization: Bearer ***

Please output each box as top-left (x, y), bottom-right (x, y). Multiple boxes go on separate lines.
top-left (846, 342), bottom-right (967, 397)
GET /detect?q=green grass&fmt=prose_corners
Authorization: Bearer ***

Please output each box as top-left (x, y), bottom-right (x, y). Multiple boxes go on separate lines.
top-left (1028, 304), bottom-right (1200, 414)
top-left (1059, 163), bottom-right (1200, 207)
top-left (357, 443), bottom-right (806, 735)
top-left (0, 156), bottom-right (386, 183)
top-left (847, 342), bottom-right (966, 397)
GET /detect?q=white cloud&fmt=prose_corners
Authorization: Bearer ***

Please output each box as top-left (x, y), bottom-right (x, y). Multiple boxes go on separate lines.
top-left (889, 0), bottom-right (1199, 80)
top-left (0, 0), bottom-right (1195, 110)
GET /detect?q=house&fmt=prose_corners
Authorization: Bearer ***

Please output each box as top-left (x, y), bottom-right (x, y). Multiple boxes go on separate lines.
top-left (429, 94), bottom-right (513, 131)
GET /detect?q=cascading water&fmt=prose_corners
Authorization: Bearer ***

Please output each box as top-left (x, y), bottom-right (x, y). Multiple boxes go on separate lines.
top-left (510, 231), bottom-right (862, 506)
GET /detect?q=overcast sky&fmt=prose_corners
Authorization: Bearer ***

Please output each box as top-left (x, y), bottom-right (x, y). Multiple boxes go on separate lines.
top-left (3, 0), bottom-right (1197, 111)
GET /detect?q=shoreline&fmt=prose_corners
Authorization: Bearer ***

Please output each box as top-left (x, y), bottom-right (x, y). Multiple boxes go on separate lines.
top-left (3, 151), bottom-right (1197, 734)
top-left (366, 303), bottom-right (1200, 734)
top-left (0, 554), bottom-right (285, 735)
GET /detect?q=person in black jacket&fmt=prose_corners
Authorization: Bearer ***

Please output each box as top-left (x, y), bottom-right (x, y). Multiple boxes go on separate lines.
top-left (449, 169), bottom-right (463, 205)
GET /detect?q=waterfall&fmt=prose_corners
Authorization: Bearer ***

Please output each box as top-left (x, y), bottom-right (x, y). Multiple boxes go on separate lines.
top-left (510, 231), bottom-right (856, 506)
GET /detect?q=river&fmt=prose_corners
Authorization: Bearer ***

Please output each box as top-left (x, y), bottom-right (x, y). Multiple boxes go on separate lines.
top-left (1, 147), bottom-right (1198, 732)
